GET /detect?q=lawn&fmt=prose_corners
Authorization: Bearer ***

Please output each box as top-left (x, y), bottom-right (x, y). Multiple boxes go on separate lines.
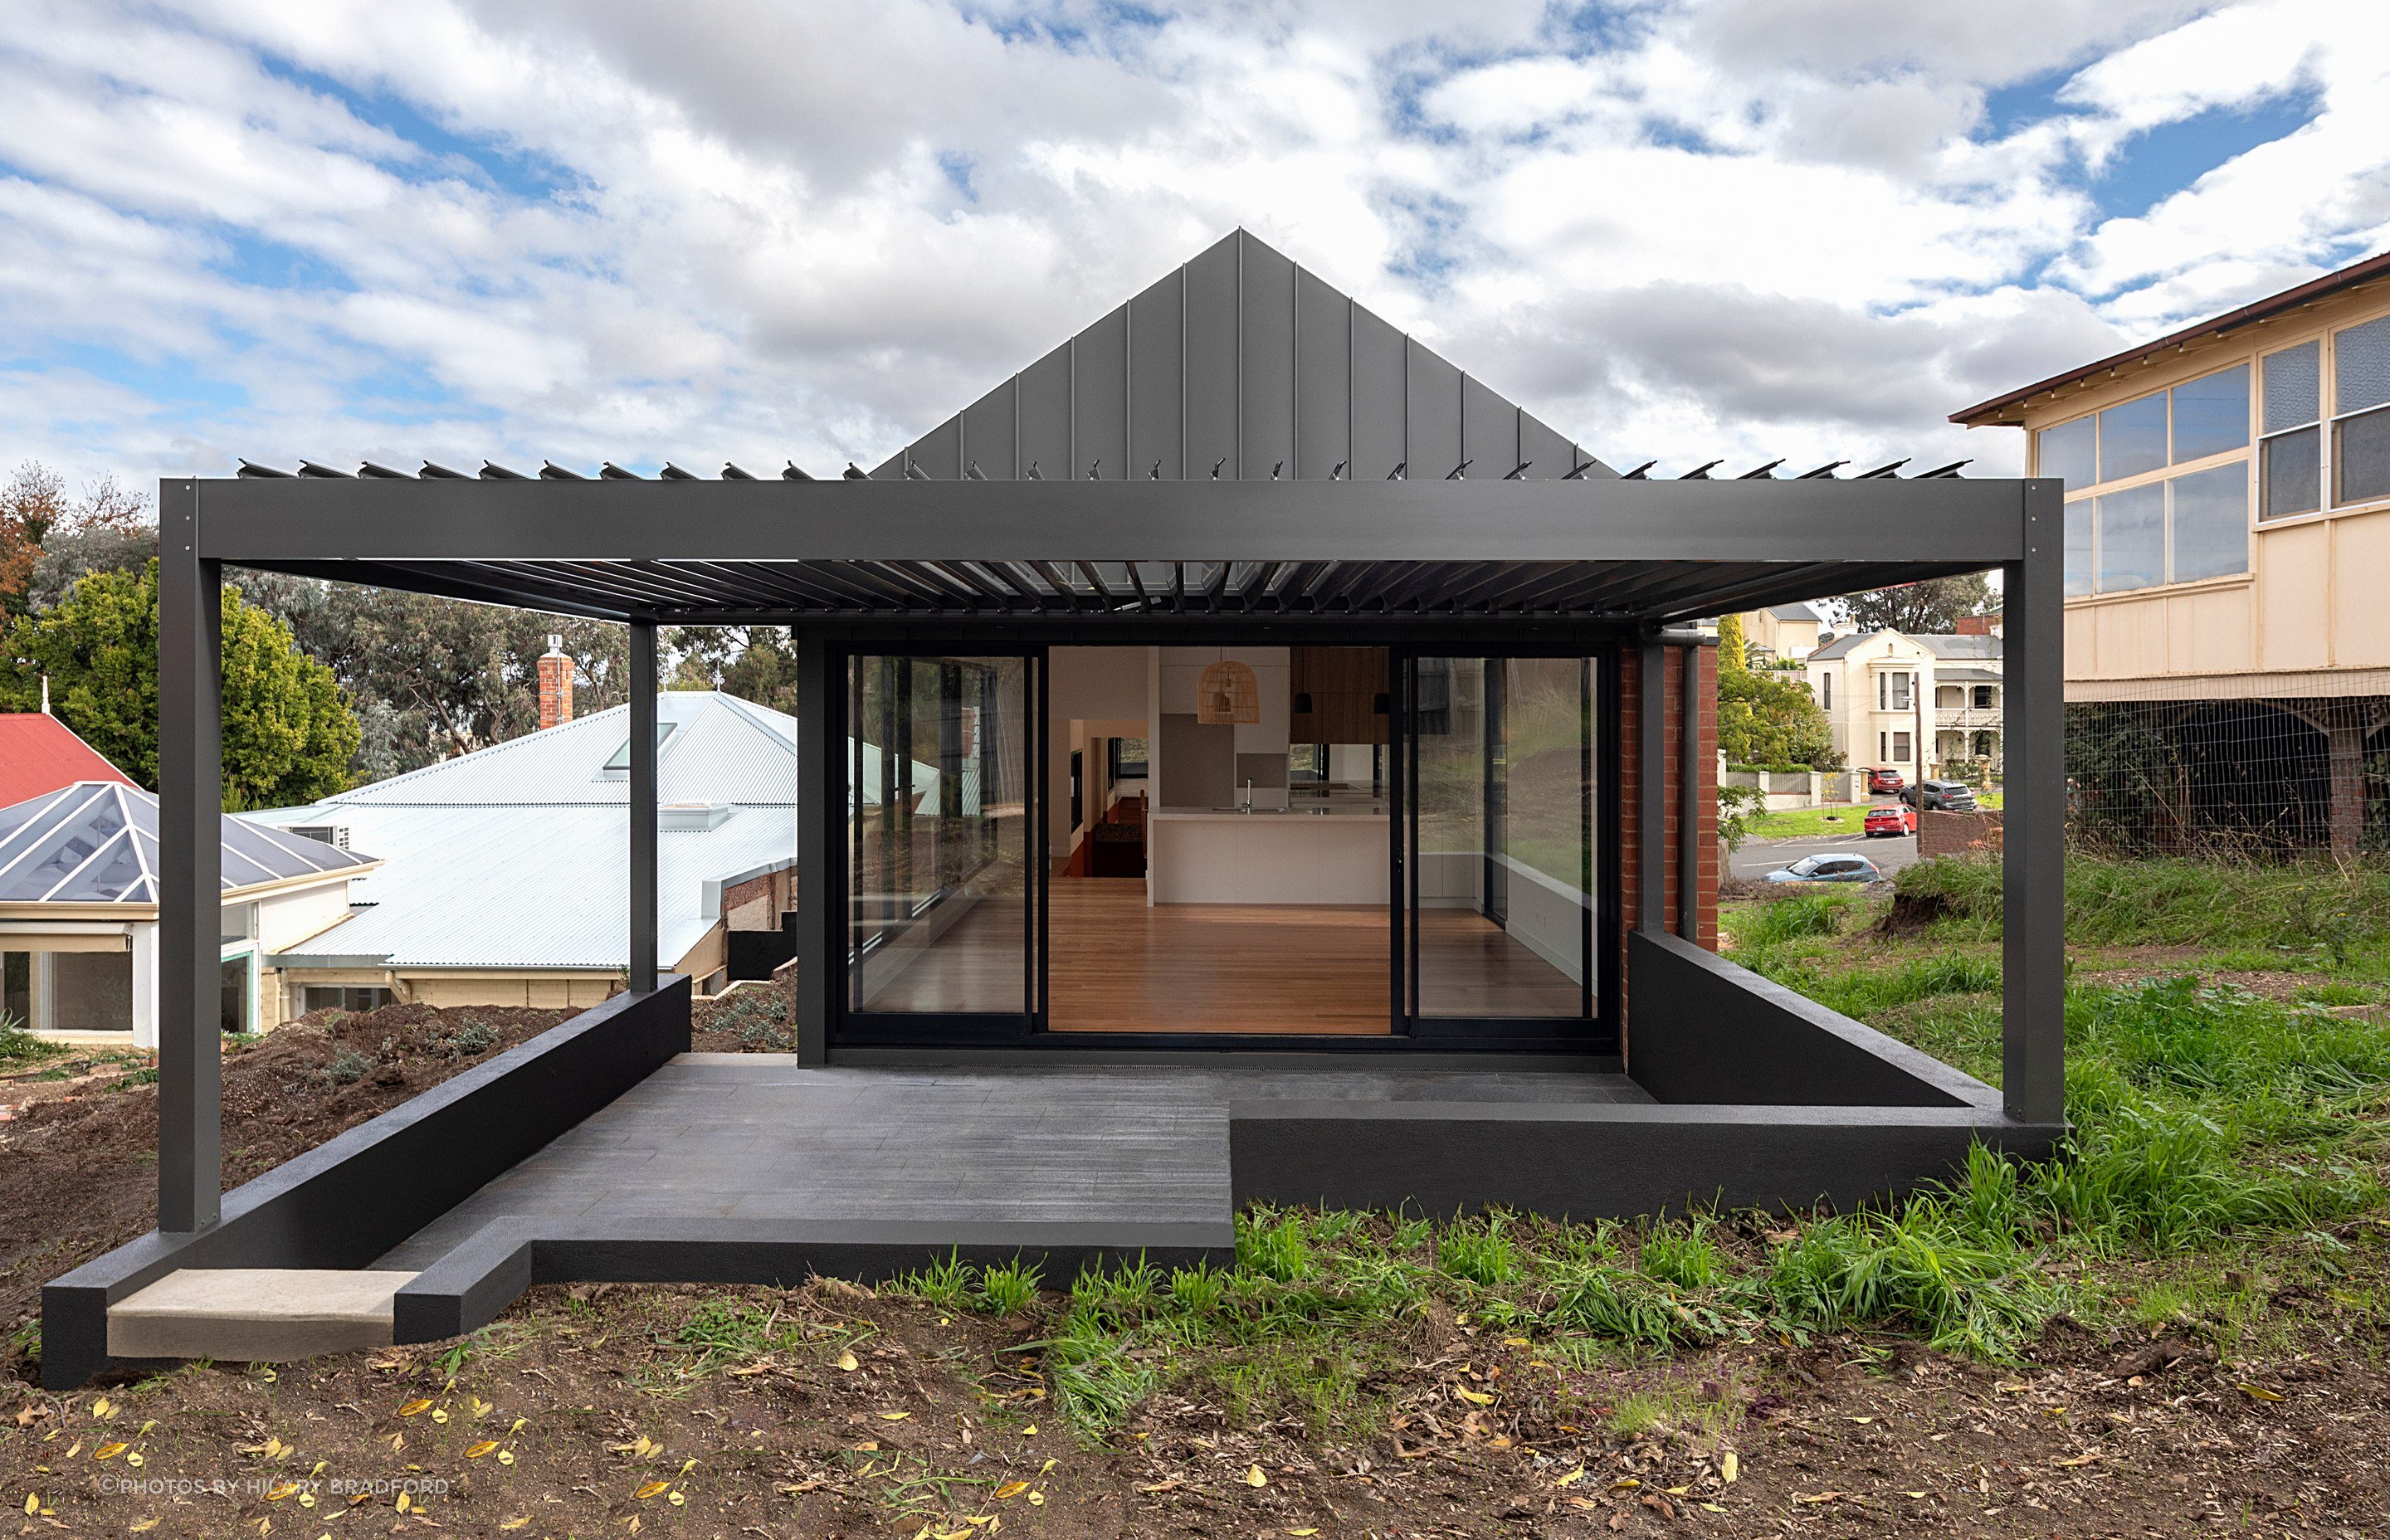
top-left (5, 856), bottom-right (2389, 1536)
top-left (1741, 803), bottom-right (1873, 840)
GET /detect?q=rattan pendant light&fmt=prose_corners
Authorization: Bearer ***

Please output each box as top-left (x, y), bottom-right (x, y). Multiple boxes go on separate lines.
top-left (1196, 660), bottom-right (1261, 724)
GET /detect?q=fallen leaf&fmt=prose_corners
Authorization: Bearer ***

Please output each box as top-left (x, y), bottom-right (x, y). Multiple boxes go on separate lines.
top-left (398, 1400), bottom-right (432, 1418)
top-left (466, 1441), bottom-right (500, 1459)
top-left (668, 1491), bottom-right (686, 1508)
top-left (1027, 1492), bottom-right (1046, 1507)
top-left (1038, 1459), bottom-right (1056, 1476)
top-left (1137, 1480), bottom-right (1183, 1494)
top-left (1022, 1424), bottom-right (1038, 1436)
top-left (1794, 1491), bottom-right (1846, 1504)
top-left (93, 1442), bottom-right (129, 1461)
top-left (880, 1411), bottom-right (911, 1421)
top-left (2054, 1454), bottom-right (2099, 1468)
top-left (634, 1480), bottom-right (671, 1500)
top-left (12, 1408), bottom-right (46, 1426)
top-left (1289, 1530), bottom-right (1320, 1536)
top-left (395, 1491), bottom-right (412, 1513)
top-left (1554, 1468), bottom-right (1586, 1489)
top-left (1245, 1465), bottom-right (1268, 1488)
top-left (23, 1495), bottom-right (38, 1517)
top-left (993, 1481), bottom-right (1030, 1500)
top-left (1721, 1450), bottom-right (1740, 1484)
top-left (2234, 1382), bottom-right (2285, 1402)
top-left (1454, 1387), bottom-right (1495, 1406)
top-left (496, 1450), bottom-right (516, 1467)
top-left (430, 1409), bottom-right (450, 1425)
top-left (835, 1351), bottom-right (860, 1372)
top-left (498, 1521), bottom-right (529, 1532)
top-left (1607, 1479), bottom-right (1641, 1492)
top-left (130, 1521), bottom-right (159, 1533)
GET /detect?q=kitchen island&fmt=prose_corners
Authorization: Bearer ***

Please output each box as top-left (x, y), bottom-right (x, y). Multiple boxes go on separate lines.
top-left (1147, 804), bottom-right (1389, 905)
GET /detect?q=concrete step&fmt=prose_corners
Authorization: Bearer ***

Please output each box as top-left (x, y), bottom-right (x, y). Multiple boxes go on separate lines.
top-left (108, 1270), bottom-right (418, 1362)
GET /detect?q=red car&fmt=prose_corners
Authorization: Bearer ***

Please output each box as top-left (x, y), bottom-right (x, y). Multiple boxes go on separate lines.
top-left (1867, 766), bottom-right (1905, 794)
top-left (1865, 804), bottom-right (1917, 837)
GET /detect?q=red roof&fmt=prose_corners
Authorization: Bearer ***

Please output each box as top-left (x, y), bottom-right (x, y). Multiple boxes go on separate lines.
top-left (0, 714), bottom-right (135, 807)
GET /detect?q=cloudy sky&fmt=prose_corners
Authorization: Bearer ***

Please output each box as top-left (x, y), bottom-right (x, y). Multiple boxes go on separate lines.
top-left (2, 0), bottom-right (2383, 498)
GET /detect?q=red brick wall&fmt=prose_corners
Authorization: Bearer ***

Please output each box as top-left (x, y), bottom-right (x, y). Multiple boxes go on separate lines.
top-left (1617, 643), bottom-right (1719, 953)
top-left (536, 651), bottom-right (574, 731)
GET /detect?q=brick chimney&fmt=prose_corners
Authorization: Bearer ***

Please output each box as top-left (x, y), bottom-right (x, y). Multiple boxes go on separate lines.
top-left (1956, 615), bottom-right (1993, 636)
top-left (536, 635), bottom-right (574, 730)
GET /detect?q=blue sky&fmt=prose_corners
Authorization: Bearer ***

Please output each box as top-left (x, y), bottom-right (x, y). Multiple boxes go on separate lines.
top-left (0, 0), bottom-right (2379, 500)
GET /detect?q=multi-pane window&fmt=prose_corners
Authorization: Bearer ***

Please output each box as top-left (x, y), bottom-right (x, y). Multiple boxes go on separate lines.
top-left (2262, 341), bottom-right (2321, 519)
top-left (1878, 670), bottom-right (1911, 710)
top-left (2040, 361), bottom-right (2253, 596)
top-left (2335, 315), bottom-right (2390, 505)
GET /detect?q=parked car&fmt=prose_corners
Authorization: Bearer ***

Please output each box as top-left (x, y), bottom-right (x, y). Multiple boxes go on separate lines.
top-left (1864, 804), bottom-right (1917, 837)
top-left (1899, 778), bottom-right (1979, 812)
top-left (1764, 853), bottom-right (1884, 883)
top-left (1867, 766), bottom-right (1905, 794)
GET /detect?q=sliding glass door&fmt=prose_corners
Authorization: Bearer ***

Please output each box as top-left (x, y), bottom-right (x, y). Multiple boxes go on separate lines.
top-left (846, 652), bottom-right (1039, 1029)
top-left (1403, 654), bottom-right (1601, 1034)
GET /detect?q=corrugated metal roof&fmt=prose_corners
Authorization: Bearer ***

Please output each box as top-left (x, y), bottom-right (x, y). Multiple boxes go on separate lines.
top-left (1809, 631), bottom-right (2004, 661)
top-left (245, 691), bottom-right (884, 971)
top-left (0, 782), bottom-right (370, 904)
top-left (0, 714), bottom-right (135, 807)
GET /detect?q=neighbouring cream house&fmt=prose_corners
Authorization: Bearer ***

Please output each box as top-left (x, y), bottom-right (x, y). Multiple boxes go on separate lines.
top-left (1740, 602), bottom-right (1828, 664)
top-left (1805, 626), bottom-right (2003, 782)
top-left (0, 782), bottom-right (376, 1044)
top-left (1954, 248), bottom-right (2390, 855)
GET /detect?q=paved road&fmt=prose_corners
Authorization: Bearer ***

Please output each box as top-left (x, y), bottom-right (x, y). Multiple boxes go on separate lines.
top-left (1729, 830), bottom-right (1919, 880)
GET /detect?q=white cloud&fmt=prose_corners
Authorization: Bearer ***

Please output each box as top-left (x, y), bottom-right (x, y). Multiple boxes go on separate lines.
top-left (0, 0), bottom-right (2373, 499)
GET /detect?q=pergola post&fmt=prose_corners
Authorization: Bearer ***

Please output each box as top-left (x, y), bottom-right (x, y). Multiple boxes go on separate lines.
top-left (2002, 480), bottom-right (2066, 1124)
top-left (1638, 639), bottom-right (1666, 933)
top-left (792, 631), bottom-right (832, 1064)
top-left (156, 480), bottom-right (222, 1233)
top-left (628, 619), bottom-right (658, 991)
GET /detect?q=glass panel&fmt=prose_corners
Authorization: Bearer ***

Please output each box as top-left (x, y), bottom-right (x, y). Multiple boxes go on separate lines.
top-left (2263, 340), bottom-right (2319, 432)
top-left (3, 952), bottom-right (27, 1028)
top-left (2336, 407), bottom-right (2390, 505)
top-left (51, 951), bottom-right (133, 1031)
top-left (2065, 500), bottom-right (2093, 597)
top-left (2261, 424), bottom-right (2320, 519)
top-left (2097, 393), bottom-right (2168, 481)
top-left (1410, 656), bottom-right (1592, 1021)
top-left (2336, 315), bottom-right (2390, 417)
top-left (2170, 365), bottom-right (2248, 461)
top-left (2036, 417), bottom-right (2095, 489)
top-left (849, 655), bottom-right (1029, 1016)
top-left (221, 957), bottom-right (251, 1033)
top-left (2095, 482), bottom-right (2165, 592)
top-left (2168, 463), bottom-right (2248, 583)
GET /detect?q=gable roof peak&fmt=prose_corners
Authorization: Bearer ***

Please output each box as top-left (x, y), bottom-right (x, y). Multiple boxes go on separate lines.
top-left (876, 228), bottom-right (1611, 486)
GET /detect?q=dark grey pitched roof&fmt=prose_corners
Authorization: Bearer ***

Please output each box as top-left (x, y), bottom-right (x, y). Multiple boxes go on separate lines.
top-left (871, 229), bottom-right (1614, 485)
top-left (1766, 602), bottom-right (1822, 621)
top-left (0, 782), bottom-right (372, 904)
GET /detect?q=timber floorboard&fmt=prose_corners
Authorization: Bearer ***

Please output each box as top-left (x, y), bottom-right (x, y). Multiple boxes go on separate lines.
top-left (859, 878), bottom-right (1583, 1031)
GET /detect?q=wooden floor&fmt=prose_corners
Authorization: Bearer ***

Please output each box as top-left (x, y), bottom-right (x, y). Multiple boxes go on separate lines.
top-left (860, 878), bottom-right (1582, 1032)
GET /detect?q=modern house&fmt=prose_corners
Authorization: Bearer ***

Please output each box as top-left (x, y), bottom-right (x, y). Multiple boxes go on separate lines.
top-left (1806, 626), bottom-right (2005, 782)
top-left (45, 229), bottom-right (2067, 1387)
top-left (0, 781), bottom-right (374, 1042)
top-left (244, 686), bottom-right (811, 1013)
top-left (1953, 246), bottom-right (2390, 855)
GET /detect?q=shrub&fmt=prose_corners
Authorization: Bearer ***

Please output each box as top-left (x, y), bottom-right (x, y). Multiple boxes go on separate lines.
top-left (324, 1049), bottom-right (371, 1085)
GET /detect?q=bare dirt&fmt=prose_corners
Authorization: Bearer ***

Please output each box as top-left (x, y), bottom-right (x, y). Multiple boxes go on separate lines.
top-left (6, 973), bottom-right (2388, 1535)
top-left (4, 1267), bottom-right (2388, 1539)
top-left (0, 1003), bottom-right (573, 1348)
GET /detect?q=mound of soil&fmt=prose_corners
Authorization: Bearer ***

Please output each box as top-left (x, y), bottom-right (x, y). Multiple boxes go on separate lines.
top-left (0, 1002), bottom-right (569, 1360)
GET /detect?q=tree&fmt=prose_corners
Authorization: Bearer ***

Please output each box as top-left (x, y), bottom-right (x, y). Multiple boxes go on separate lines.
top-left (1718, 667), bottom-right (1841, 769)
top-left (1715, 612), bottom-right (1748, 675)
top-left (2, 463), bottom-right (70, 615)
top-left (666, 626), bottom-right (799, 715)
top-left (1835, 573), bottom-right (1992, 636)
top-left (2, 562), bottom-right (359, 810)
top-left (236, 573), bottom-right (629, 777)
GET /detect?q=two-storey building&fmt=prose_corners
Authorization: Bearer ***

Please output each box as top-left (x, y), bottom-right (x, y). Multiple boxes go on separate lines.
top-left (1953, 249), bottom-right (2390, 856)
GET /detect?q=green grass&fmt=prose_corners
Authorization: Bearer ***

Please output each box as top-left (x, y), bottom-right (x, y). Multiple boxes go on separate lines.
top-left (871, 854), bottom-right (2390, 1444)
top-left (1743, 805), bottom-right (1871, 840)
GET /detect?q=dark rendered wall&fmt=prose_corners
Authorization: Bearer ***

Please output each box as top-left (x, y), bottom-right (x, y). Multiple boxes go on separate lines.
top-left (1625, 931), bottom-right (1978, 1107)
top-left (41, 980), bottom-right (692, 1390)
